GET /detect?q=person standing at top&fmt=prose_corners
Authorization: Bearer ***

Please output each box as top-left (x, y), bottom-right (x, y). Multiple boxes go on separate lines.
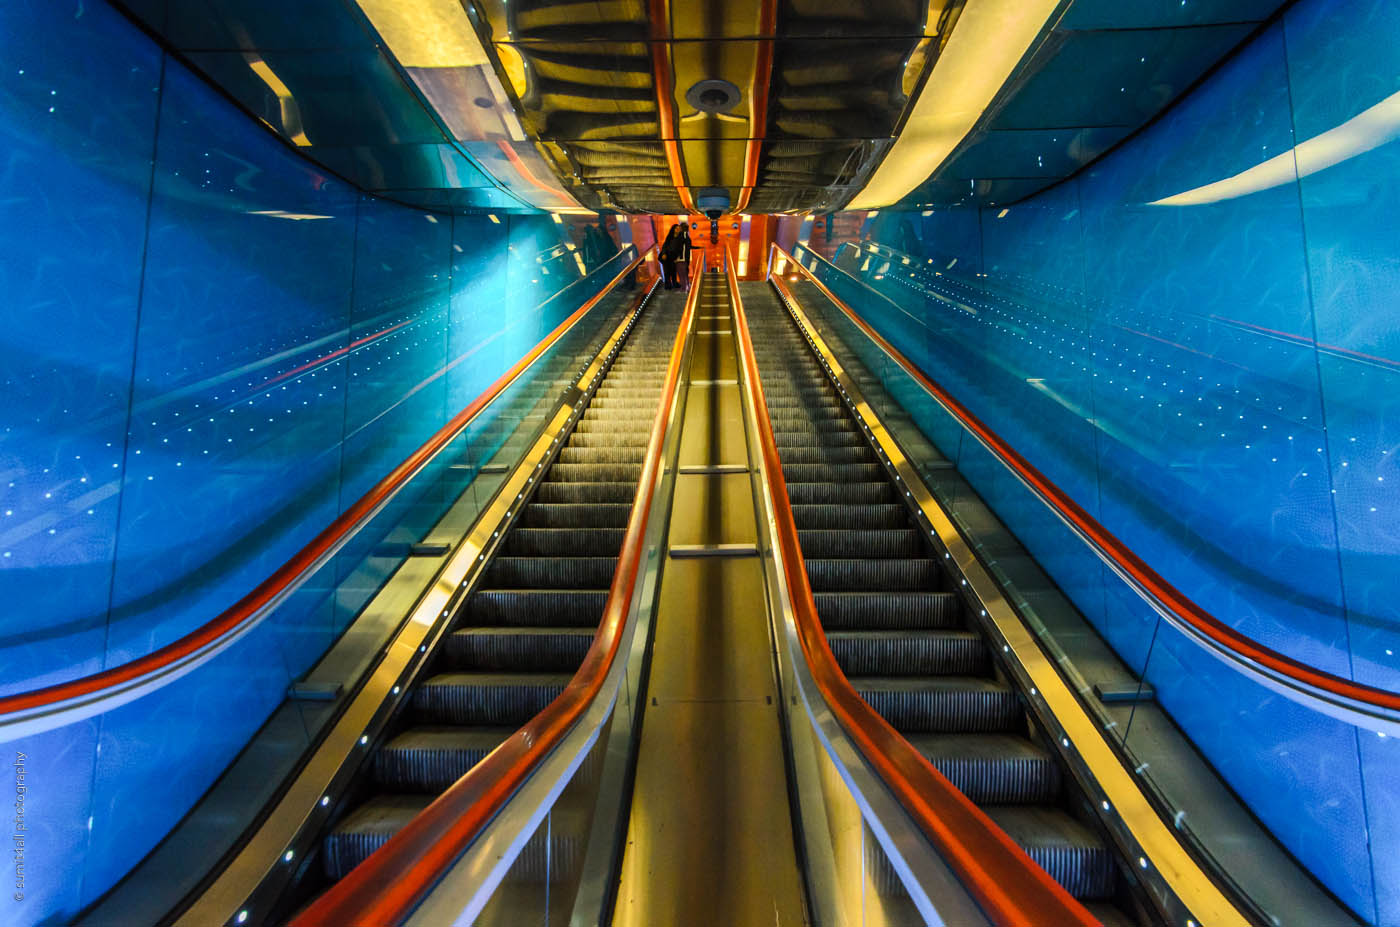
top-left (659, 223), bottom-right (687, 290)
top-left (675, 222), bottom-right (694, 289)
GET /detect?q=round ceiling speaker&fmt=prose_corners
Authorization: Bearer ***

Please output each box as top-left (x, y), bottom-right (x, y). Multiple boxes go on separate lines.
top-left (686, 78), bottom-right (742, 114)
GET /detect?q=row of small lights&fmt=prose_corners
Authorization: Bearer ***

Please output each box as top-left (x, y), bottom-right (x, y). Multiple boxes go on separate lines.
top-left (228, 275), bottom-right (657, 925)
top-left (845, 244), bottom-right (1390, 502)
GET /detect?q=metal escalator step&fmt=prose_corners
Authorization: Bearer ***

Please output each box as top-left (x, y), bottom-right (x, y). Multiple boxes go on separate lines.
top-left (787, 481), bottom-right (893, 505)
top-left (793, 504), bottom-right (909, 530)
top-left (796, 528), bottom-right (922, 557)
top-left (557, 445), bottom-right (648, 464)
top-left (545, 462), bottom-right (644, 483)
top-left (772, 426), bottom-right (864, 444)
top-left (782, 463), bottom-right (885, 483)
top-left (412, 672), bottom-right (571, 725)
top-left (486, 556), bottom-right (618, 588)
top-left (764, 394), bottom-right (841, 406)
top-left (519, 503), bottom-right (632, 528)
top-left (586, 395), bottom-right (661, 409)
top-left (805, 557), bottom-right (936, 590)
top-left (828, 630), bottom-right (987, 676)
top-left (983, 806), bottom-right (1117, 901)
top-left (814, 591), bottom-right (962, 629)
top-left (503, 527), bottom-right (625, 557)
top-left (533, 480), bottom-right (637, 504)
top-left (904, 733), bottom-right (1062, 804)
top-left (594, 385), bottom-right (665, 395)
top-left (323, 794), bottom-right (433, 879)
top-left (443, 627), bottom-right (595, 671)
top-left (850, 676), bottom-right (1019, 732)
top-left (464, 589), bottom-right (608, 627)
top-left (573, 417), bottom-right (645, 434)
top-left (776, 445), bottom-right (877, 465)
top-left (372, 726), bottom-right (514, 792)
top-left (566, 430), bottom-right (650, 447)
top-left (766, 408), bottom-right (853, 422)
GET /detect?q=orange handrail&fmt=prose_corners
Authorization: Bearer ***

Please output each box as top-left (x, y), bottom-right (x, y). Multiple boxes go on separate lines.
top-left (291, 256), bottom-right (703, 926)
top-left (774, 242), bottom-right (1400, 715)
top-left (727, 247), bottom-right (1098, 927)
top-left (0, 250), bottom-right (650, 722)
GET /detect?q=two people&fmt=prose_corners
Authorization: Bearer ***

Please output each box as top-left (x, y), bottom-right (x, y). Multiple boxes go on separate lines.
top-left (659, 223), bottom-right (692, 290)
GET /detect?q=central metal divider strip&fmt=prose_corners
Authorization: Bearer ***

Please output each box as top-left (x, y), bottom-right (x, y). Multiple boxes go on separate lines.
top-left (610, 269), bottom-right (809, 926)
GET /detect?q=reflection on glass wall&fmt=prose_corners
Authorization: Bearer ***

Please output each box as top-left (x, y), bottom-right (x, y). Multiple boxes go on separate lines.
top-left (805, 0), bottom-right (1400, 920)
top-left (0, 2), bottom-right (624, 923)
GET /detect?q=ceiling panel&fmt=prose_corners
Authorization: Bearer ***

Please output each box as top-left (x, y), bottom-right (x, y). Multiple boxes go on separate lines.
top-left (989, 24), bottom-right (1256, 130)
top-left (939, 127), bottom-right (1125, 180)
top-left (1056, 0), bottom-right (1285, 30)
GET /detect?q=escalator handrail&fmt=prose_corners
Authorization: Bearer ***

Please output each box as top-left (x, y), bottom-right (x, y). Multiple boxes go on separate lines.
top-left (773, 242), bottom-right (1400, 722)
top-left (0, 248), bottom-right (651, 728)
top-left (728, 249), bottom-right (1098, 927)
top-left (290, 255), bottom-right (704, 926)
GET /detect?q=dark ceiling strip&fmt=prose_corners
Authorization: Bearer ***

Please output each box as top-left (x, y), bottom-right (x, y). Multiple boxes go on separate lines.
top-left (734, 1), bottom-right (777, 214)
top-left (647, 0), bottom-right (697, 213)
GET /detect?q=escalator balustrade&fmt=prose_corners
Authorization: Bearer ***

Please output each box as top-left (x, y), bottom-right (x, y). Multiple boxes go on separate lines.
top-left (317, 290), bottom-right (684, 883)
top-left (742, 281), bottom-right (1137, 924)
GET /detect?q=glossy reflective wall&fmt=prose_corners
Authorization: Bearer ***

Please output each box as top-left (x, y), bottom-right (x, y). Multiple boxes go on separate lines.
top-left (820, 0), bottom-right (1399, 920)
top-left (0, 2), bottom-right (620, 923)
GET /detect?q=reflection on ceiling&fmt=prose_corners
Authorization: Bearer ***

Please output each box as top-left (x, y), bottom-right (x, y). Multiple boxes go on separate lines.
top-left (885, 0), bottom-right (1291, 209)
top-left (112, 0), bottom-right (1292, 215)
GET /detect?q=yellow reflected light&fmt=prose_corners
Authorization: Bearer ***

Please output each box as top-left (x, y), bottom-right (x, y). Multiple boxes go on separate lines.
top-left (1150, 88), bottom-right (1400, 206)
top-left (354, 0), bottom-right (488, 68)
top-left (850, 0), bottom-right (1059, 208)
top-left (246, 58), bottom-right (312, 147)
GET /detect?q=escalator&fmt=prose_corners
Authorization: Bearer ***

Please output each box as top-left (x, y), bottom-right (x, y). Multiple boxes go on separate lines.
top-left (741, 281), bottom-right (1139, 925)
top-left (313, 287), bottom-right (686, 891)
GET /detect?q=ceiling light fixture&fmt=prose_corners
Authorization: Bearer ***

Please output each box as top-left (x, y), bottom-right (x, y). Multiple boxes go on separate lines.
top-left (849, 0), bottom-right (1060, 208)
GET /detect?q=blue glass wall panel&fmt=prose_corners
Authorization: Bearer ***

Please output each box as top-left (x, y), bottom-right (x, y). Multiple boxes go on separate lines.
top-left (107, 62), bottom-right (359, 667)
top-left (0, 0), bottom-right (160, 694)
top-left (0, 4), bottom-right (629, 924)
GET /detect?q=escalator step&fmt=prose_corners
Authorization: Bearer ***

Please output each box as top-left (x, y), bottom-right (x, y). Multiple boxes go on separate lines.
top-left (567, 430), bottom-right (650, 447)
top-left (464, 589), bottom-right (608, 627)
top-left (850, 676), bottom-right (1019, 732)
top-left (773, 426), bottom-right (865, 445)
top-left (486, 556), bottom-right (618, 588)
top-left (503, 527), bottom-right (625, 556)
top-left (983, 806), bottom-right (1117, 901)
top-left (533, 480), bottom-right (638, 504)
top-left (793, 504), bottom-right (909, 530)
top-left (828, 630), bottom-right (987, 676)
top-left (323, 794), bottom-right (433, 879)
top-left (814, 591), bottom-right (961, 629)
top-left (804, 557), bottom-right (935, 589)
top-left (796, 528), bottom-right (922, 558)
top-left (545, 462), bottom-right (643, 483)
top-left (904, 733), bottom-right (1062, 804)
top-left (443, 627), bottom-right (595, 671)
top-left (787, 481), bottom-right (893, 505)
top-left (412, 672), bottom-right (572, 725)
top-left (782, 463), bottom-right (885, 483)
top-left (775, 445), bottom-right (877, 465)
top-left (372, 726), bottom-right (514, 792)
top-left (557, 445), bottom-right (648, 464)
top-left (519, 502), bottom-right (633, 528)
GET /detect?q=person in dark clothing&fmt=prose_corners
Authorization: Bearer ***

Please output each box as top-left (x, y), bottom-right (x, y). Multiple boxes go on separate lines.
top-left (676, 223), bottom-right (694, 289)
top-left (659, 223), bottom-right (687, 289)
